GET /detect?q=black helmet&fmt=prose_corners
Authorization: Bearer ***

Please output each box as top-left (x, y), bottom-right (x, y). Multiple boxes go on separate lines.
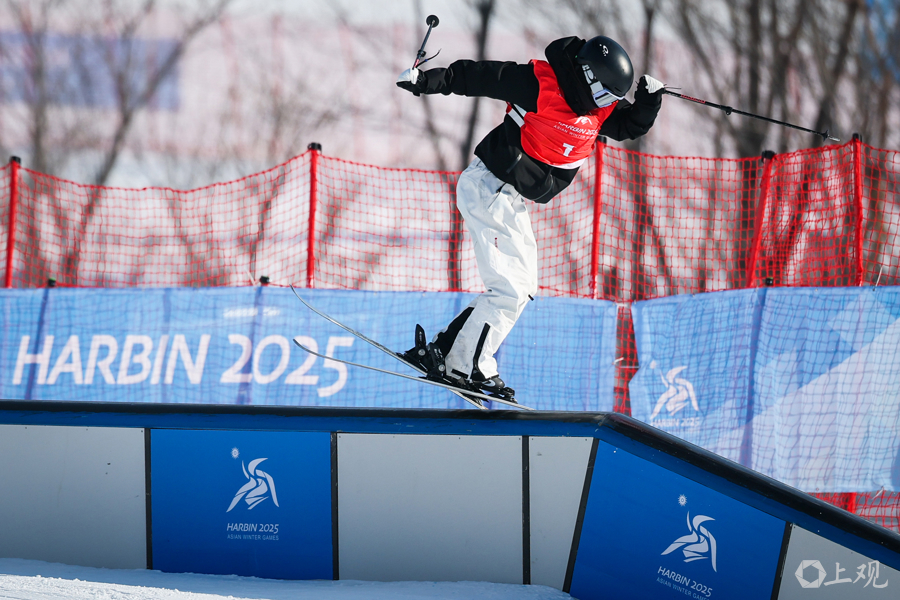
top-left (574, 36), bottom-right (634, 107)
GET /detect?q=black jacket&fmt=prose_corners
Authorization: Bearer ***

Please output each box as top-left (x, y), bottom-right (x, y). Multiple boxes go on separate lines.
top-left (421, 37), bottom-right (662, 203)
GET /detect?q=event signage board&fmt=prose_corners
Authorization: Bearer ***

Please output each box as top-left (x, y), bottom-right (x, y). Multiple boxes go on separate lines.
top-left (151, 429), bottom-right (333, 579)
top-left (569, 440), bottom-right (786, 600)
top-left (777, 525), bottom-right (895, 599)
top-left (0, 288), bottom-right (616, 411)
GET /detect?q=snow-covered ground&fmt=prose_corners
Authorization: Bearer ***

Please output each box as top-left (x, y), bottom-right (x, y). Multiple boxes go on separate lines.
top-left (0, 558), bottom-right (572, 600)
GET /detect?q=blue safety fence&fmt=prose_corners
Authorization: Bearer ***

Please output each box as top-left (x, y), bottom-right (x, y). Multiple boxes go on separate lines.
top-left (629, 287), bottom-right (900, 494)
top-left (0, 287), bottom-right (617, 412)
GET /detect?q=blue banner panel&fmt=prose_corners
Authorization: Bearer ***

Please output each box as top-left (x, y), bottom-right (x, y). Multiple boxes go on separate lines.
top-left (629, 289), bottom-right (758, 462)
top-left (570, 441), bottom-right (785, 600)
top-left (0, 288), bottom-right (616, 411)
top-left (629, 287), bottom-right (900, 493)
top-left (151, 429), bottom-right (332, 579)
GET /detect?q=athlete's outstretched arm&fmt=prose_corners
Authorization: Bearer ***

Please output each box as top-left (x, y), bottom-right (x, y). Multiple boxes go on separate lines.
top-left (419, 60), bottom-right (540, 111)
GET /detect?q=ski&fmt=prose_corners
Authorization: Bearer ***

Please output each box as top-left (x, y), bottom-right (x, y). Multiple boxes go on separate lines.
top-left (289, 286), bottom-right (530, 410)
top-left (292, 338), bottom-right (532, 410)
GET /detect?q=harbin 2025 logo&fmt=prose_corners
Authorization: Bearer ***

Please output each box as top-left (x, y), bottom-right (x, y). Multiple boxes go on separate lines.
top-left (227, 447), bottom-right (279, 512)
top-left (225, 447), bottom-right (281, 541)
top-left (648, 362), bottom-right (702, 429)
top-left (656, 494), bottom-right (716, 598)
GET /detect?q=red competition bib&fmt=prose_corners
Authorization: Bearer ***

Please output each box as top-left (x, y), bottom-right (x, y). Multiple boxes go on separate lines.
top-left (507, 60), bottom-right (616, 168)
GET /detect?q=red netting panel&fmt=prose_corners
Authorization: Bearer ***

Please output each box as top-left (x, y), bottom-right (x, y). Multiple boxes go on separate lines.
top-left (530, 158), bottom-right (596, 298)
top-left (0, 162), bottom-right (10, 285)
top-left (314, 157), bottom-right (594, 297)
top-left (854, 491), bottom-right (900, 533)
top-left (11, 155), bottom-right (311, 288)
top-left (750, 145), bottom-right (858, 288)
top-left (812, 492), bottom-right (900, 534)
top-left (862, 144), bottom-right (900, 286)
top-left (311, 153), bottom-right (600, 297)
top-left (311, 157), bottom-right (468, 292)
top-left (7, 140), bottom-right (900, 294)
top-left (598, 147), bottom-right (760, 301)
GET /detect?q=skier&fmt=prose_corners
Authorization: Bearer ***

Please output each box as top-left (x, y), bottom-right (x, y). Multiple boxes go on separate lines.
top-left (396, 35), bottom-right (664, 401)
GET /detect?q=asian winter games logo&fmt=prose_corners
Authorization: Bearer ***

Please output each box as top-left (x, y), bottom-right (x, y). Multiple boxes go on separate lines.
top-left (661, 495), bottom-right (718, 572)
top-left (657, 496), bottom-right (718, 596)
top-left (649, 362), bottom-right (701, 427)
top-left (226, 447), bottom-right (279, 512)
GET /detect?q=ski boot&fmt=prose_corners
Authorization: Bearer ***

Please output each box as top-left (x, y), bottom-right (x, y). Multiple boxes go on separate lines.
top-left (399, 327), bottom-right (484, 408)
top-left (469, 372), bottom-right (517, 404)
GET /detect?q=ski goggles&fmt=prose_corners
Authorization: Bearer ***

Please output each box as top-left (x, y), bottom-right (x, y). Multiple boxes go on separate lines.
top-left (579, 64), bottom-right (624, 108)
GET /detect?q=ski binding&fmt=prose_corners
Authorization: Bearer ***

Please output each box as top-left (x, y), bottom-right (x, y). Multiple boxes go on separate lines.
top-left (290, 286), bottom-right (532, 410)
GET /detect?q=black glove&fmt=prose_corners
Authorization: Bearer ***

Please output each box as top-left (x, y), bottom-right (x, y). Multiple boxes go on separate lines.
top-left (396, 68), bottom-right (428, 97)
top-left (634, 74), bottom-right (664, 106)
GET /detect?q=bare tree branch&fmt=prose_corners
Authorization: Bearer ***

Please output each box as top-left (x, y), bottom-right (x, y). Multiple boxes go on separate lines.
top-left (93, 0), bottom-right (233, 186)
top-left (811, 0), bottom-right (861, 146)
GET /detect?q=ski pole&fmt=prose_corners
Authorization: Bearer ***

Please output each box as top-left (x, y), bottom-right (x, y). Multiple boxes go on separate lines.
top-left (662, 89), bottom-right (840, 142)
top-left (412, 14), bottom-right (440, 69)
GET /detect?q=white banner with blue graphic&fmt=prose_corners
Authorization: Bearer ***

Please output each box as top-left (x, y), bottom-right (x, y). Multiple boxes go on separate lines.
top-left (0, 288), bottom-right (617, 412)
top-left (629, 287), bottom-right (900, 493)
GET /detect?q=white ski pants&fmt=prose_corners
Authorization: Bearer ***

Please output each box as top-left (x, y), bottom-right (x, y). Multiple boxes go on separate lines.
top-left (441, 158), bottom-right (538, 379)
